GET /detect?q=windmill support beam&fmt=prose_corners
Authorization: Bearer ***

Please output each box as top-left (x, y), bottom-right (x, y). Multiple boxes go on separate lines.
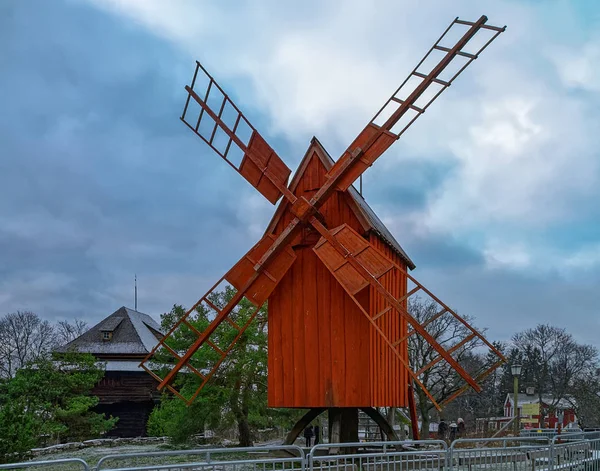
top-left (408, 382), bottom-right (420, 440)
top-left (329, 408), bottom-right (359, 445)
top-left (283, 408), bottom-right (326, 446)
top-left (283, 408), bottom-right (400, 448)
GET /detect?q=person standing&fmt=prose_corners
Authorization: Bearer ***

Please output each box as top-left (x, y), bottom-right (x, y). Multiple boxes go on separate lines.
top-left (449, 421), bottom-right (458, 442)
top-left (438, 419), bottom-right (448, 440)
top-left (303, 425), bottom-right (314, 447)
top-left (314, 424), bottom-right (320, 445)
top-left (457, 418), bottom-right (466, 438)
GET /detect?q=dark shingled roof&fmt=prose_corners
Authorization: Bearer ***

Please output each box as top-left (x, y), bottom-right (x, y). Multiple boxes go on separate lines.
top-left (99, 316), bottom-right (124, 332)
top-left (265, 137), bottom-right (415, 270)
top-left (55, 306), bottom-right (163, 356)
top-left (346, 177), bottom-right (415, 270)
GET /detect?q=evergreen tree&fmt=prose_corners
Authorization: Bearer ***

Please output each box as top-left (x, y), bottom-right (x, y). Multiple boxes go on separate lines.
top-left (148, 288), bottom-right (302, 445)
top-left (0, 352), bottom-right (116, 463)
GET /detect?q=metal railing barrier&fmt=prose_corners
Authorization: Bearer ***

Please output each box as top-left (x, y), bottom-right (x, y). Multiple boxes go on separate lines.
top-left (451, 437), bottom-right (553, 471)
top-left (309, 440), bottom-right (448, 471)
top-left (95, 446), bottom-right (304, 471)
top-left (0, 459), bottom-right (90, 471)
top-left (5, 434), bottom-right (600, 471)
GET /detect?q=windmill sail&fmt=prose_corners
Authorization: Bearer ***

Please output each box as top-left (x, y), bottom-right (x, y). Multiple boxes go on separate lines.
top-left (326, 15), bottom-right (505, 192)
top-left (312, 222), bottom-right (505, 410)
top-left (140, 233), bottom-right (296, 403)
top-left (181, 61), bottom-right (294, 204)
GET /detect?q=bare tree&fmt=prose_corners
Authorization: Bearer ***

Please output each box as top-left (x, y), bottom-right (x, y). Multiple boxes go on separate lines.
top-left (569, 368), bottom-right (600, 428)
top-left (55, 319), bottom-right (88, 346)
top-left (440, 343), bottom-right (507, 435)
top-left (513, 324), bottom-right (597, 425)
top-left (408, 297), bottom-right (486, 438)
top-left (0, 311), bottom-right (55, 378)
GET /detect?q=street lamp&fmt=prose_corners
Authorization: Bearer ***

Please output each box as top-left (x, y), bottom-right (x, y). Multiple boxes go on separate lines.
top-left (511, 364), bottom-right (522, 435)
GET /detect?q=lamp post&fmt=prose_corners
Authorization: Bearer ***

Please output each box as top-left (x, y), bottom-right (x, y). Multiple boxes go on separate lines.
top-left (511, 364), bottom-right (522, 435)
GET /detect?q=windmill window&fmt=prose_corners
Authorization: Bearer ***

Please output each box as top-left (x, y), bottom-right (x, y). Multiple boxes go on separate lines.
top-left (102, 331), bottom-right (113, 341)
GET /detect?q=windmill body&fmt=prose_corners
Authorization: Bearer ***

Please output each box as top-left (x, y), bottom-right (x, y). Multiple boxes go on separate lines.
top-left (267, 138), bottom-right (412, 409)
top-left (141, 15), bottom-right (509, 440)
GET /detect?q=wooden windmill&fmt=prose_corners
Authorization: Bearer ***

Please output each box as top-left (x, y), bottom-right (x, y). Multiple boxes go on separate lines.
top-left (141, 15), bottom-right (507, 441)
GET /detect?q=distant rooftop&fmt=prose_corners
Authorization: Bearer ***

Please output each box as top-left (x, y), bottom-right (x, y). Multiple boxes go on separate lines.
top-left (55, 306), bottom-right (163, 357)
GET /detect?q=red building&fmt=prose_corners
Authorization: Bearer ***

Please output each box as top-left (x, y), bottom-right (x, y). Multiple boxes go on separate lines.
top-left (504, 390), bottom-right (577, 428)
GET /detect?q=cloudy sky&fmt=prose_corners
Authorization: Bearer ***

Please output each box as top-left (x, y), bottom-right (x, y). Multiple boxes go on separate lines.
top-left (1, 0), bottom-right (599, 347)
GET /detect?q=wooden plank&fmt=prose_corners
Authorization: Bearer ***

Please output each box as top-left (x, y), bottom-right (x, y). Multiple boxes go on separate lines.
top-left (239, 132), bottom-right (292, 204)
top-left (267, 273), bottom-right (283, 406)
top-left (303, 248), bottom-right (320, 405)
top-left (333, 224), bottom-right (369, 253)
top-left (277, 261), bottom-right (295, 407)
top-left (325, 123), bottom-right (397, 192)
top-left (327, 188), bottom-right (343, 405)
top-left (401, 266), bottom-right (407, 404)
top-left (316, 255), bottom-right (333, 406)
top-left (369, 236), bottom-right (381, 405)
top-left (291, 250), bottom-right (306, 406)
top-left (315, 227), bottom-right (395, 295)
top-left (345, 288), bottom-right (366, 406)
top-left (357, 288), bottom-right (371, 406)
top-left (309, 151), bottom-right (320, 192)
top-left (374, 237), bottom-right (405, 406)
top-left (246, 244), bottom-right (297, 306)
top-left (369, 265), bottom-right (376, 405)
top-left (370, 235), bottom-right (388, 406)
top-left (225, 234), bottom-right (297, 306)
top-left (330, 253), bottom-right (346, 405)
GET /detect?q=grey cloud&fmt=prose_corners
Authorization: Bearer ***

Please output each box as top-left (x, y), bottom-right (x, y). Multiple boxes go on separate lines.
top-left (1, 0), bottom-right (599, 353)
top-left (415, 264), bottom-right (600, 347)
top-left (0, 0), bottom-right (265, 324)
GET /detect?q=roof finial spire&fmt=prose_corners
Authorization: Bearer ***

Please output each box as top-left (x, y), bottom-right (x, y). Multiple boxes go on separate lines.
top-left (134, 274), bottom-right (138, 311)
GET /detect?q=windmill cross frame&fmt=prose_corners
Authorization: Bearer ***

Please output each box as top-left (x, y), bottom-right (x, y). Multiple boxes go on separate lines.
top-left (141, 15), bottom-right (507, 412)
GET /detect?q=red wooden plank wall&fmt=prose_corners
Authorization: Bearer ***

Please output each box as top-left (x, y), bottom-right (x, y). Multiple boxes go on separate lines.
top-left (267, 149), bottom-right (408, 408)
top-left (369, 235), bottom-right (409, 408)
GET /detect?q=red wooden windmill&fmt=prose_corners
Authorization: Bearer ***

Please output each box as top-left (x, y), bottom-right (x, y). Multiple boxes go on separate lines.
top-left (141, 15), bottom-right (507, 442)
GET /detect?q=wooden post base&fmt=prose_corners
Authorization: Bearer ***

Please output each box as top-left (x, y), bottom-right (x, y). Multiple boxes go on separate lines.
top-left (328, 408), bottom-right (359, 443)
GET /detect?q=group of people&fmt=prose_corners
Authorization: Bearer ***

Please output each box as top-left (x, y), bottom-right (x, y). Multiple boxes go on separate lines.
top-left (303, 424), bottom-right (320, 447)
top-left (438, 417), bottom-right (466, 441)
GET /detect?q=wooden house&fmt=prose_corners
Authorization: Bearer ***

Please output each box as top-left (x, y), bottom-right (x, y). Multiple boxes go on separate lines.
top-left (266, 137), bottom-right (415, 409)
top-left (504, 391), bottom-right (577, 428)
top-left (56, 306), bottom-right (163, 437)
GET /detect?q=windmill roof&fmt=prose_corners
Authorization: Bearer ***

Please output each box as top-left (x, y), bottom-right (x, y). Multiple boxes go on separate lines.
top-left (55, 306), bottom-right (163, 356)
top-left (348, 184), bottom-right (415, 269)
top-left (265, 137), bottom-right (415, 270)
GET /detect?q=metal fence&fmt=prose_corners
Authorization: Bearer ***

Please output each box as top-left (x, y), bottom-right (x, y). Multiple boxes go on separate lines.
top-left (309, 440), bottom-right (447, 471)
top-left (450, 437), bottom-right (552, 471)
top-left (4, 434), bottom-right (600, 471)
top-left (520, 429), bottom-right (584, 439)
top-left (95, 446), bottom-right (304, 471)
top-left (550, 431), bottom-right (600, 471)
top-left (0, 460), bottom-right (89, 471)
